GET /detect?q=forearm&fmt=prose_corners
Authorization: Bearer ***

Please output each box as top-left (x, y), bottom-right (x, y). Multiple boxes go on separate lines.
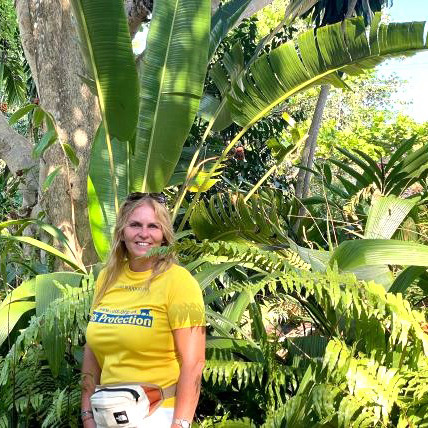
top-left (81, 344), bottom-right (101, 426)
top-left (172, 360), bottom-right (205, 424)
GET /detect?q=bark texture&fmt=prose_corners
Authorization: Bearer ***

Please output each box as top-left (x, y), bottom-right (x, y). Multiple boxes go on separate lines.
top-left (0, 113), bottom-right (38, 211)
top-left (16, 0), bottom-right (100, 265)
top-left (295, 84), bottom-right (330, 200)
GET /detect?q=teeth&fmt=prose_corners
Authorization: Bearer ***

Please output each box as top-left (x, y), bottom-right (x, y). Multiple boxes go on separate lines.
top-left (136, 242), bottom-right (149, 246)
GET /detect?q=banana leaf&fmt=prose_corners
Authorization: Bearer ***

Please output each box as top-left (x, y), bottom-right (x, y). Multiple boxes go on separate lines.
top-left (87, 124), bottom-right (129, 261)
top-left (226, 16), bottom-right (427, 129)
top-left (70, 0), bottom-right (138, 141)
top-left (132, 0), bottom-right (210, 192)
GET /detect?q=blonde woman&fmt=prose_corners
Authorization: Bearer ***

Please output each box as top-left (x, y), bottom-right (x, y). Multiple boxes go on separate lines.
top-left (81, 193), bottom-right (205, 428)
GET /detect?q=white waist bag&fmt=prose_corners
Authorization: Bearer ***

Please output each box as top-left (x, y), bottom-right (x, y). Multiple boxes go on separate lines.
top-left (90, 383), bottom-right (176, 428)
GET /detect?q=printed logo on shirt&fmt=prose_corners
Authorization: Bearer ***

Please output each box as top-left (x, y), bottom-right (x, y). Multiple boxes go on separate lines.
top-left (90, 309), bottom-right (154, 327)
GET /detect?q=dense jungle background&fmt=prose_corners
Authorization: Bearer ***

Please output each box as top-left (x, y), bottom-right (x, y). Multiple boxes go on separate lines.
top-left (1, 0), bottom-right (428, 426)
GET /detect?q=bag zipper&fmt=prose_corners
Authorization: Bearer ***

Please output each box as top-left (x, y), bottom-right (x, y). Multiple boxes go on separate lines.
top-left (93, 387), bottom-right (141, 402)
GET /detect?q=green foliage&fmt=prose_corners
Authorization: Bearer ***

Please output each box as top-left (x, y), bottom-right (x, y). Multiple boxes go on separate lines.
top-left (70, 0), bottom-right (139, 142)
top-left (178, 238), bottom-right (309, 272)
top-left (0, 274), bottom-right (93, 426)
top-left (317, 112), bottom-right (428, 159)
top-left (133, 0), bottom-right (210, 192)
top-left (268, 338), bottom-right (428, 427)
top-left (0, 0), bottom-right (27, 106)
top-left (226, 15), bottom-right (427, 130)
top-left (3, 2), bottom-right (428, 427)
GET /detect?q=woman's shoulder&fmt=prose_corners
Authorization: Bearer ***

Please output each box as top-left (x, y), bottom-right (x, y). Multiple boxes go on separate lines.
top-left (165, 264), bottom-right (203, 305)
top-left (166, 263), bottom-right (195, 280)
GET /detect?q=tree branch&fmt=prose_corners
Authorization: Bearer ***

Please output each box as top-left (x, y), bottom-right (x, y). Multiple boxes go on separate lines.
top-left (0, 112), bottom-right (38, 211)
top-left (125, 0), bottom-right (152, 39)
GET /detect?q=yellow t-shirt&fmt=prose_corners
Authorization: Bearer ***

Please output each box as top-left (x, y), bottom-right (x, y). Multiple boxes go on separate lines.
top-left (86, 263), bottom-right (205, 408)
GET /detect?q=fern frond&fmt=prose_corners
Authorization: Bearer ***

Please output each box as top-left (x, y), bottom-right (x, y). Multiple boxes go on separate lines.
top-left (203, 360), bottom-right (265, 388)
top-left (0, 277), bottom-right (93, 385)
top-left (177, 239), bottom-right (310, 272)
top-left (276, 269), bottom-right (428, 365)
top-left (42, 384), bottom-right (81, 428)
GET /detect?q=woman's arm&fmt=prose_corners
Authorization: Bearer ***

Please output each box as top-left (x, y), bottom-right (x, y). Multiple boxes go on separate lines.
top-left (171, 326), bottom-right (206, 427)
top-left (81, 344), bottom-right (101, 428)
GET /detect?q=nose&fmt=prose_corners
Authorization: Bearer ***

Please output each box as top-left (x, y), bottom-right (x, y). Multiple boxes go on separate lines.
top-left (137, 226), bottom-right (150, 238)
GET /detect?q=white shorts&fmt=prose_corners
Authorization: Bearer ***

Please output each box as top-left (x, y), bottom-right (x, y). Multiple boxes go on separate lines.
top-left (138, 407), bottom-right (174, 428)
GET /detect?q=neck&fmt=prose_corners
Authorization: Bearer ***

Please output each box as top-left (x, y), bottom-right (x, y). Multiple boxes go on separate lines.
top-left (128, 257), bottom-right (154, 272)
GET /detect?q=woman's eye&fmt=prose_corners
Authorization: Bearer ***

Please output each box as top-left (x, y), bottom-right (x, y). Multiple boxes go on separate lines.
top-left (149, 224), bottom-right (159, 229)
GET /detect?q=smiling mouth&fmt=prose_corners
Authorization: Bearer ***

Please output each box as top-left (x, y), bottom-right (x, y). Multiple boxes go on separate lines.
top-left (136, 242), bottom-right (150, 247)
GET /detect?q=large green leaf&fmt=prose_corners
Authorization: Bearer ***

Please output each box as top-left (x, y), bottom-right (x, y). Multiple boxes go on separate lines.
top-left (0, 278), bottom-right (35, 311)
top-left (132, 0), bottom-right (210, 192)
top-left (0, 272), bottom-right (83, 347)
top-left (389, 266), bottom-right (427, 294)
top-left (70, 0), bottom-right (138, 141)
top-left (87, 124), bottom-right (129, 260)
top-left (194, 262), bottom-right (238, 290)
top-left (35, 272), bottom-right (84, 316)
top-left (0, 301), bottom-right (35, 348)
top-left (330, 240), bottom-right (428, 272)
top-left (0, 278), bottom-right (36, 347)
top-left (0, 235), bottom-right (85, 273)
top-left (198, 43), bottom-right (244, 132)
top-left (364, 195), bottom-right (419, 239)
top-left (227, 16), bottom-right (427, 129)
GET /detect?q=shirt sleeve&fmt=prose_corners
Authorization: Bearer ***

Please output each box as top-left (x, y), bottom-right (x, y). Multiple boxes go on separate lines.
top-left (167, 267), bottom-right (205, 330)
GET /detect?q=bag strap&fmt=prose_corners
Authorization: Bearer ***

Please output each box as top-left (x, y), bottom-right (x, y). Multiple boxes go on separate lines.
top-left (97, 382), bottom-right (177, 399)
top-left (161, 383), bottom-right (176, 399)
top-left (139, 382), bottom-right (176, 399)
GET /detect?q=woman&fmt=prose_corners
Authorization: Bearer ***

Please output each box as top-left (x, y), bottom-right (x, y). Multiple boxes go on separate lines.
top-left (81, 193), bottom-right (206, 428)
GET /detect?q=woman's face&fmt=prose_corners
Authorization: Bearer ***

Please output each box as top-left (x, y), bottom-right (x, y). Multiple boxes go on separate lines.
top-left (122, 203), bottom-right (164, 266)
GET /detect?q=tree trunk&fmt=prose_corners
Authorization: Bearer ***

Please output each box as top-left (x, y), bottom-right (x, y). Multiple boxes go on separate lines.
top-left (16, 0), bottom-right (101, 266)
top-left (294, 84), bottom-right (329, 230)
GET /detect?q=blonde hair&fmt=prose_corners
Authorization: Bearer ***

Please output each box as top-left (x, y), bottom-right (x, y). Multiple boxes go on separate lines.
top-left (93, 196), bottom-right (176, 307)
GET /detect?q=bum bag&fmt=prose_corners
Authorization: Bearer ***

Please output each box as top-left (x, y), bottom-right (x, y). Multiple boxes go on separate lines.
top-left (90, 382), bottom-right (176, 428)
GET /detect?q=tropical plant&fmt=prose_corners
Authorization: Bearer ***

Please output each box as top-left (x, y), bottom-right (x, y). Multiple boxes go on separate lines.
top-left (0, 0), bottom-right (28, 106)
top-left (0, 274), bottom-right (94, 427)
top-left (2, 0), bottom-right (428, 426)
